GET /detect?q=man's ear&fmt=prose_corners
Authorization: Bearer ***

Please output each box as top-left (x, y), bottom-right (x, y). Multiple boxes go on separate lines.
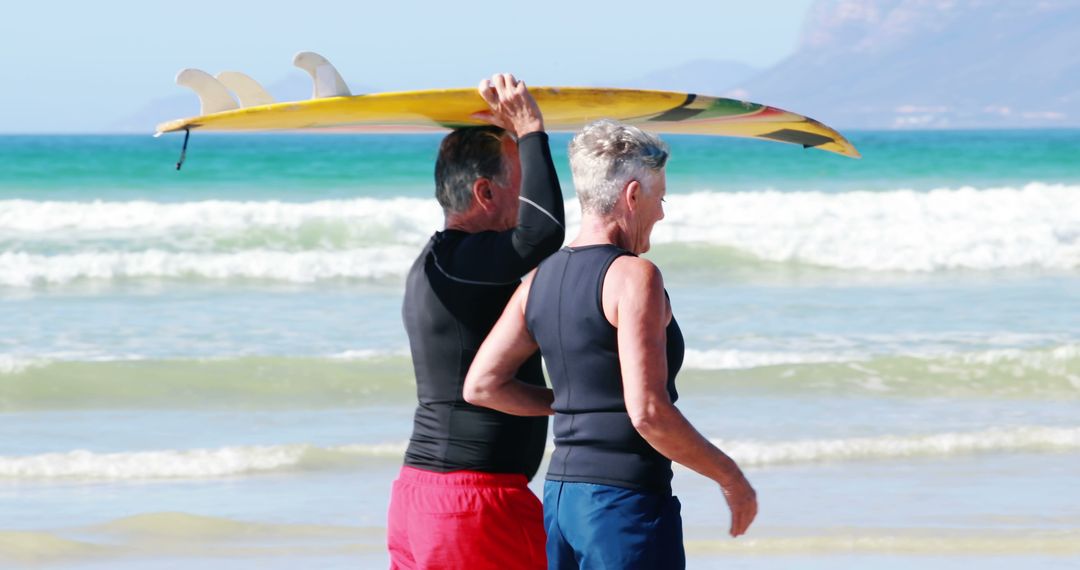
top-left (623, 180), bottom-right (641, 213)
top-left (473, 178), bottom-right (497, 213)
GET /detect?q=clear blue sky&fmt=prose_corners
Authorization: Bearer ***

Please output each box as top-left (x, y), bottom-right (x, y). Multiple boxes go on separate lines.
top-left (0, 0), bottom-right (814, 132)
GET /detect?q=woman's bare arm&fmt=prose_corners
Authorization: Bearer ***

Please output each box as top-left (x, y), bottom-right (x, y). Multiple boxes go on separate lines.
top-left (610, 256), bottom-right (758, 537)
top-left (464, 277), bottom-right (554, 416)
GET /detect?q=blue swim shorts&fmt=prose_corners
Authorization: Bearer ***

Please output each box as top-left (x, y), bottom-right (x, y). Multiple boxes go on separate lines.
top-left (543, 480), bottom-right (684, 569)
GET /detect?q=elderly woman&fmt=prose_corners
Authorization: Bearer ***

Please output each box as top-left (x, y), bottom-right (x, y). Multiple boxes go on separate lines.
top-left (464, 119), bottom-right (757, 569)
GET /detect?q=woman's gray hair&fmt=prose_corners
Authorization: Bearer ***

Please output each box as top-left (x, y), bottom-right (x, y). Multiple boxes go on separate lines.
top-left (568, 119), bottom-right (669, 215)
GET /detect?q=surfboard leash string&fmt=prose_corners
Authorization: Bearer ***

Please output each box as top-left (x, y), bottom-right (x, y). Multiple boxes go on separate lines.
top-left (176, 128), bottom-right (191, 171)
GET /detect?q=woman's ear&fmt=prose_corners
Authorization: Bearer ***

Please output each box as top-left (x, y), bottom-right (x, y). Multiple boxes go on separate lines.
top-left (623, 180), bottom-right (641, 212)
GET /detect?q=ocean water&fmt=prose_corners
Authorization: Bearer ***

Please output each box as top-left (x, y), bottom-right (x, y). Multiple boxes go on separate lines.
top-left (1, 131), bottom-right (1078, 569)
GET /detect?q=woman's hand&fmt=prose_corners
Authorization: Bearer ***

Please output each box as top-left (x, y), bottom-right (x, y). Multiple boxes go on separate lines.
top-left (720, 473), bottom-right (758, 537)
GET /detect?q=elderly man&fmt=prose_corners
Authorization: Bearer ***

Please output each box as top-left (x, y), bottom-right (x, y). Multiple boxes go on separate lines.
top-left (465, 119), bottom-right (757, 569)
top-left (387, 74), bottom-right (564, 570)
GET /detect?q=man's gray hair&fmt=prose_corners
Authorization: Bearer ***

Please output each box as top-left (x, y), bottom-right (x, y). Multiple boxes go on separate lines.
top-left (434, 126), bottom-right (509, 214)
top-left (568, 119), bottom-right (669, 215)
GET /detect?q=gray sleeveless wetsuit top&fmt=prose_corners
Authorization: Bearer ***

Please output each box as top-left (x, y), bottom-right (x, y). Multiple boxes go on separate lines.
top-left (525, 244), bottom-right (684, 493)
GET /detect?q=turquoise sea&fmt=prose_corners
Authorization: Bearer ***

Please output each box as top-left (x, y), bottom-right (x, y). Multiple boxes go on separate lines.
top-left (1, 131), bottom-right (1078, 569)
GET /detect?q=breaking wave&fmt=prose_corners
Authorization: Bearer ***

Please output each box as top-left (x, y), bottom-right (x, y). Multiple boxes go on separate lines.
top-left (1, 183), bottom-right (1077, 286)
top-left (3, 425), bottom-right (1078, 480)
top-left (1, 345), bottom-right (1077, 411)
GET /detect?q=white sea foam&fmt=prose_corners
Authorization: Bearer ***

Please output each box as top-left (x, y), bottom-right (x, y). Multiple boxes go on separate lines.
top-left (952, 344), bottom-right (1080, 365)
top-left (712, 426), bottom-right (1080, 467)
top-left (0, 443), bottom-right (407, 480)
top-left (649, 183), bottom-right (1080, 271)
top-left (0, 355), bottom-right (43, 375)
top-left (682, 343), bottom-right (1080, 370)
top-left (4, 426), bottom-right (1077, 480)
top-left (328, 349), bottom-right (410, 360)
top-left (684, 531), bottom-right (1080, 555)
top-left (2, 343), bottom-right (1074, 377)
top-left (0, 197), bottom-right (441, 237)
top-left (0, 248), bottom-right (415, 286)
top-left (681, 349), bottom-right (858, 370)
top-left (1, 184), bottom-right (1077, 285)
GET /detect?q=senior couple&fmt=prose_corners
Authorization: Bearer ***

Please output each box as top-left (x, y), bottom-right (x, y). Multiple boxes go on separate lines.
top-left (387, 74), bottom-right (757, 570)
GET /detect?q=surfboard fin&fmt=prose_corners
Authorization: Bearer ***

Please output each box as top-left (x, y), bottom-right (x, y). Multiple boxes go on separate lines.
top-left (216, 71), bottom-right (275, 107)
top-left (292, 51), bottom-right (351, 99)
top-left (175, 69), bottom-right (239, 115)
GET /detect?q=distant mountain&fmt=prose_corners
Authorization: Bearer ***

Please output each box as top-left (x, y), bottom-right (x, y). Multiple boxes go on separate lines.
top-left (609, 59), bottom-right (761, 95)
top-left (120, 3), bottom-right (1079, 133)
top-left (729, 0), bottom-right (1080, 128)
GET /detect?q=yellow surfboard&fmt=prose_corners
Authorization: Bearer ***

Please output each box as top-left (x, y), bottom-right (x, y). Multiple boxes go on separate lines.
top-left (157, 55), bottom-right (859, 158)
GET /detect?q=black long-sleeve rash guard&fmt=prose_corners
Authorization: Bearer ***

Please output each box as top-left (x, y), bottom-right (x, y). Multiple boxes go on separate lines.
top-left (401, 131), bottom-right (565, 479)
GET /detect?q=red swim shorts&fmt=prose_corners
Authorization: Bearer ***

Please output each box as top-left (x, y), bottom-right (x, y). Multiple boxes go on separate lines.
top-left (387, 466), bottom-right (546, 570)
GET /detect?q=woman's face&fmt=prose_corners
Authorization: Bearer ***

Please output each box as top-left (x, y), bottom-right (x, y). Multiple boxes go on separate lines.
top-left (630, 169), bottom-right (666, 254)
